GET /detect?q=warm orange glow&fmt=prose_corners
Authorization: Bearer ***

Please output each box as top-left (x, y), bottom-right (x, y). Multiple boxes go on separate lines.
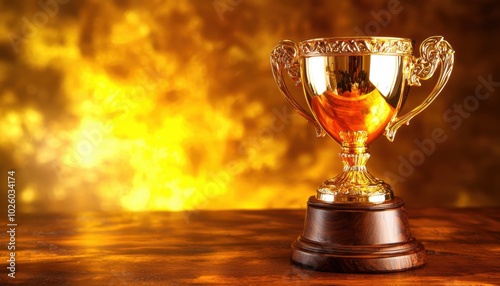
top-left (1, 2), bottom-right (497, 212)
top-left (2, 1), bottom-right (313, 212)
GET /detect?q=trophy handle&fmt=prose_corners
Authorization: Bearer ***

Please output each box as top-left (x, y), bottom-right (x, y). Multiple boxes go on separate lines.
top-left (385, 36), bottom-right (455, 141)
top-left (270, 40), bottom-right (326, 137)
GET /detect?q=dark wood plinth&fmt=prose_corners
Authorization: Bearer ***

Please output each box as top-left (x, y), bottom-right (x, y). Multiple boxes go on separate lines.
top-left (291, 196), bottom-right (426, 273)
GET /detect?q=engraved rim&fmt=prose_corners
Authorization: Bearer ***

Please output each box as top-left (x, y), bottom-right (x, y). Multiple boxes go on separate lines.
top-left (298, 36), bottom-right (414, 57)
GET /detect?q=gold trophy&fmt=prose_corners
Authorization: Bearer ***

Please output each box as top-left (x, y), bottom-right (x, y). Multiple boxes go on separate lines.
top-left (270, 36), bottom-right (454, 272)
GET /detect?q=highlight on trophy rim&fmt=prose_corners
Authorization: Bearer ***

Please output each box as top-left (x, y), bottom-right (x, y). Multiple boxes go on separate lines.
top-left (270, 36), bottom-right (455, 204)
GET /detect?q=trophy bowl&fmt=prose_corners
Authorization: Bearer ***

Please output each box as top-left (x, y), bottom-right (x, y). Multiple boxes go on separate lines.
top-left (270, 36), bottom-right (454, 272)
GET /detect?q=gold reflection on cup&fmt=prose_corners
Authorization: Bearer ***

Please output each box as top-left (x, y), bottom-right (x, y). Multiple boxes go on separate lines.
top-left (271, 37), bottom-right (454, 203)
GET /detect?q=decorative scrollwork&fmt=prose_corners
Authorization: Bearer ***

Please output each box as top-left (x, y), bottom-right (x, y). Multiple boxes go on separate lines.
top-left (407, 36), bottom-right (455, 86)
top-left (270, 40), bottom-right (301, 85)
top-left (270, 40), bottom-right (326, 137)
top-left (299, 37), bottom-right (413, 56)
top-left (384, 36), bottom-right (454, 142)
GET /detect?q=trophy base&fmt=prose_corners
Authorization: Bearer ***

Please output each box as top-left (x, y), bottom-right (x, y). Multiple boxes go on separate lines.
top-left (291, 196), bottom-right (426, 273)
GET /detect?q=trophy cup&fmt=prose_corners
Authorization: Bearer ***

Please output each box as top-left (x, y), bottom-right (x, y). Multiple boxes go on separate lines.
top-left (270, 36), bottom-right (454, 272)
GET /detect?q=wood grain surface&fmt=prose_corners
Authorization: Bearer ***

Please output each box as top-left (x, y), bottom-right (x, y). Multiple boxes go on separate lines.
top-left (0, 207), bottom-right (499, 285)
top-left (292, 197), bottom-right (426, 272)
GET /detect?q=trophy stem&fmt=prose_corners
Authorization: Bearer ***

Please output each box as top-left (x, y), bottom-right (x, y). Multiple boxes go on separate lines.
top-left (317, 131), bottom-right (394, 203)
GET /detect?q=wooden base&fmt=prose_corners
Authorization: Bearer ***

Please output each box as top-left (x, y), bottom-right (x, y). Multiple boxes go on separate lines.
top-left (291, 196), bottom-right (426, 273)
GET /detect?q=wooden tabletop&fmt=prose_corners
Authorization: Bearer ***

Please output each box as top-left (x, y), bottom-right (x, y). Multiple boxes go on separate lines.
top-left (1, 207), bottom-right (499, 285)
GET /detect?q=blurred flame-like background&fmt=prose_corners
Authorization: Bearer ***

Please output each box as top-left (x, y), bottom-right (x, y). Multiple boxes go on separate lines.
top-left (1, 0), bottom-right (499, 213)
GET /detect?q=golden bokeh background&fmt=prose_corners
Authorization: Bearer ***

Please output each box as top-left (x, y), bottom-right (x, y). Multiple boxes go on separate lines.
top-left (1, 0), bottom-right (499, 213)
